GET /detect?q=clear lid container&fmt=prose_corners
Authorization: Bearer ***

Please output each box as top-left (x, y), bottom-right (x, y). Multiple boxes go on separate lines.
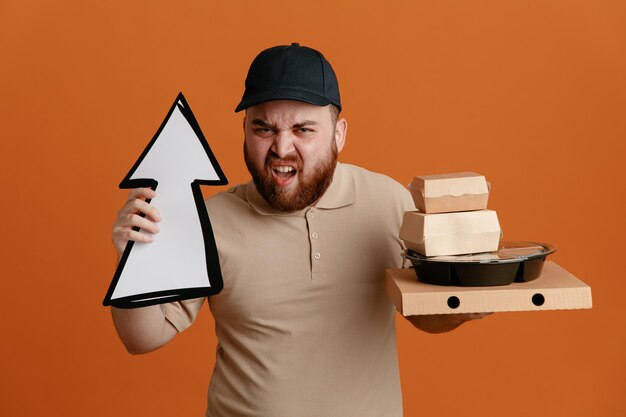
top-left (404, 241), bottom-right (556, 264)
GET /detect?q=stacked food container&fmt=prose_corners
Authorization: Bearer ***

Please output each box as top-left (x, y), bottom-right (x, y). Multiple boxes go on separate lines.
top-left (400, 172), bottom-right (500, 257)
top-left (400, 172), bottom-right (555, 286)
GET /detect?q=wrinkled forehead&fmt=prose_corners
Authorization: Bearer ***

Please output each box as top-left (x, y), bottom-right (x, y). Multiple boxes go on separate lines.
top-left (246, 100), bottom-right (332, 127)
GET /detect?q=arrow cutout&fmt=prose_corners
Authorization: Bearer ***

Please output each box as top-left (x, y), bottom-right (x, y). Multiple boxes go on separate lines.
top-left (103, 93), bottom-right (228, 308)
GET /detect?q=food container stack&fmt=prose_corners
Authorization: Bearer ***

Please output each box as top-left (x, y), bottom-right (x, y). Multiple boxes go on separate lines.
top-left (400, 172), bottom-right (501, 257)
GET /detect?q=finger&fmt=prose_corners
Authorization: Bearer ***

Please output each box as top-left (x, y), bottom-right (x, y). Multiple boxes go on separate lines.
top-left (464, 312), bottom-right (493, 320)
top-left (112, 226), bottom-right (155, 255)
top-left (126, 229), bottom-right (155, 244)
top-left (448, 312), bottom-right (492, 323)
top-left (113, 226), bottom-right (156, 243)
top-left (118, 213), bottom-right (161, 234)
top-left (126, 187), bottom-right (156, 203)
top-left (120, 198), bottom-right (161, 222)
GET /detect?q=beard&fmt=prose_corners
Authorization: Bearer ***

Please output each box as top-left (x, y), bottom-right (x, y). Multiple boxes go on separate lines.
top-left (244, 139), bottom-right (338, 212)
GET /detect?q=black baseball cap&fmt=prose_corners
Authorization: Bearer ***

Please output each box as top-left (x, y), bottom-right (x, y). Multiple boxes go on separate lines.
top-left (235, 43), bottom-right (341, 113)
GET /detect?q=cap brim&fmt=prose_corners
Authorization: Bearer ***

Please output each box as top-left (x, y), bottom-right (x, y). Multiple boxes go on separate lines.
top-left (235, 88), bottom-right (333, 112)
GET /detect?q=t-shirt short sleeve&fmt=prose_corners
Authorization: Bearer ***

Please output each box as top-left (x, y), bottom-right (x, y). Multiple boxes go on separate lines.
top-left (161, 297), bottom-right (205, 332)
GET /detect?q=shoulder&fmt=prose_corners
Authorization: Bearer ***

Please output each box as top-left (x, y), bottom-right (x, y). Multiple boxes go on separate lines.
top-left (204, 183), bottom-right (249, 213)
top-left (341, 163), bottom-right (415, 209)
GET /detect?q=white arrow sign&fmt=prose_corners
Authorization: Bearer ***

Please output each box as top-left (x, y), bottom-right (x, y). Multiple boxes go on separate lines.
top-left (103, 93), bottom-right (228, 308)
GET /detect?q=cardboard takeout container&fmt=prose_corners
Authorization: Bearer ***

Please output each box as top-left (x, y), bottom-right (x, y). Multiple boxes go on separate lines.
top-left (409, 172), bottom-right (490, 213)
top-left (400, 210), bottom-right (501, 257)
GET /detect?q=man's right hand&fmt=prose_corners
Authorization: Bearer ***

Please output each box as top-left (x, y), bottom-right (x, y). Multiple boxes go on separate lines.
top-left (112, 187), bottom-right (162, 257)
top-left (110, 187), bottom-right (177, 354)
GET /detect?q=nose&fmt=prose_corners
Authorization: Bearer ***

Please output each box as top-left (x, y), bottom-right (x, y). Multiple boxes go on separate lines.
top-left (271, 130), bottom-right (296, 159)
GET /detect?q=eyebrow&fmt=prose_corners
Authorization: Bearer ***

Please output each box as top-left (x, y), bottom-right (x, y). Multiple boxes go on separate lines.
top-left (251, 119), bottom-right (319, 129)
top-left (293, 120), bottom-right (318, 128)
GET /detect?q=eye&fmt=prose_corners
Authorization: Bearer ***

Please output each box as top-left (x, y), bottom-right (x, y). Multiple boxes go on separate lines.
top-left (254, 127), bottom-right (274, 136)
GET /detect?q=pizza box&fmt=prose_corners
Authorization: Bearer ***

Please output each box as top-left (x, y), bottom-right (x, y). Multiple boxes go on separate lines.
top-left (385, 261), bottom-right (592, 315)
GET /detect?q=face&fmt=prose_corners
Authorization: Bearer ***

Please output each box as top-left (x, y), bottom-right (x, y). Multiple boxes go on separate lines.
top-left (243, 100), bottom-right (347, 212)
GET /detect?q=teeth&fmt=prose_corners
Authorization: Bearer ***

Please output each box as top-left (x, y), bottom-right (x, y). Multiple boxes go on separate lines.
top-left (275, 166), bottom-right (295, 173)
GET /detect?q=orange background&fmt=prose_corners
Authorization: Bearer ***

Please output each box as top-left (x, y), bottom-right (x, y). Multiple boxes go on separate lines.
top-left (1, 1), bottom-right (624, 416)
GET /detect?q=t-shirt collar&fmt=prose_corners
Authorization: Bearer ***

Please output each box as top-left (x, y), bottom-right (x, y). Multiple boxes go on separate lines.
top-left (246, 162), bottom-right (355, 216)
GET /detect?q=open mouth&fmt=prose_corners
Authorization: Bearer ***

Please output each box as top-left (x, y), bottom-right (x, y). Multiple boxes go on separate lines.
top-left (271, 165), bottom-right (297, 184)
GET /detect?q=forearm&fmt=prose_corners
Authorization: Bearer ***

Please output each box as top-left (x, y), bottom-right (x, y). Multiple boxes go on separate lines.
top-left (407, 313), bottom-right (491, 334)
top-left (111, 305), bottom-right (177, 354)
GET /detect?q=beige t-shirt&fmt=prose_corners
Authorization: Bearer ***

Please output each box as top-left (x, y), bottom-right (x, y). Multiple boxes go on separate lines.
top-left (163, 163), bottom-right (415, 417)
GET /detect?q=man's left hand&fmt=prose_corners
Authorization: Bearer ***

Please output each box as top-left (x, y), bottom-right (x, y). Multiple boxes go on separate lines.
top-left (407, 312), bottom-right (493, 334)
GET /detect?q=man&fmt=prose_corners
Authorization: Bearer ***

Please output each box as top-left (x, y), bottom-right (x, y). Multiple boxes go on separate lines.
top-left (111, 43), bottom-right (488, 416)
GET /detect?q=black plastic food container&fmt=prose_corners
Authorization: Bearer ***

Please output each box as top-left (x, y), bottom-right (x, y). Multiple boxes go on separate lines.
top-left (404, 241), bottom-right (556, 287)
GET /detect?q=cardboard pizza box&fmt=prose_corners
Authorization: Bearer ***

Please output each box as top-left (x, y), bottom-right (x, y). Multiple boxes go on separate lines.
top-left (385, 261), bottom-right (592, 315)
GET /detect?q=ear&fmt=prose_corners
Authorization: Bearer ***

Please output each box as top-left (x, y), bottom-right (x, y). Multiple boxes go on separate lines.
top-left (242, 113), bottom-right (247, 131)
top-left (334, 118), bottom-right (348, 153)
